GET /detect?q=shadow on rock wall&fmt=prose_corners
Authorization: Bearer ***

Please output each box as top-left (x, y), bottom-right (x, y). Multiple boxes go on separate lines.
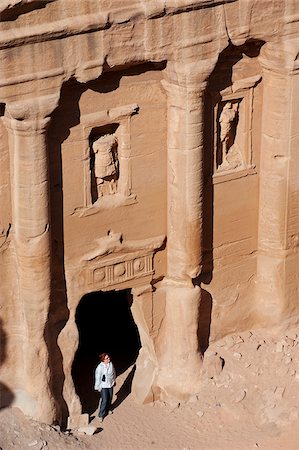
top-left (196, 39), bottom-right (265, 354)
top-left (111, 365), bottom-right (136, 411)
top-left (46, 79), bottom-right (87, 424)
top-left (0, 317), bottom-right (14, 409)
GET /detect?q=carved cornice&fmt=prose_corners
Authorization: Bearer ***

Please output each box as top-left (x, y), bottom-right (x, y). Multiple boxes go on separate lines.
top-left (0, 12), bottom-right (108, 53)
top-left (0, 1), bottom-right (234, 50)
top-left (145, 0), bottom-right (236, 18)
top-left (80, 104), bottom-right (139, 128)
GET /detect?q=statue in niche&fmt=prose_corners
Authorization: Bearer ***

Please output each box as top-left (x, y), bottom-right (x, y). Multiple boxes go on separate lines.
top-left (92, 134), bottom-right (118, 199)
top-left (218, 101), bottom-right (241, 170)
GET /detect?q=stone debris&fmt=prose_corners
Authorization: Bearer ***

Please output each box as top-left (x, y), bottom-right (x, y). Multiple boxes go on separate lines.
top-left (67, 413), bottom-right (89, 430)
top-left (233, 335), bottom-right (244, 344)
top-left (274, 386), bottom-right (285, 399)
top-left (284, 337), bottom-right (295, 347)
top-left (167, 400), bottom-right (181, 411)
top-left (199, 327), bottom-right (299, 430)
top-left (77, 426), bottom-right (97, 436)
top-left (202, 352), bottom-right (224, 379)
top-left (286, 331), bottom-right (298, 340)
top-left (28, 441), bottom-right (48, 449)
top-left (242, 331), bottom-right (253, 340)
top-left (233, 390), bottom-right (246, 403)
top-left (196, 410), bottom-right (204, 418)
top-left (276, 342), bottom-right (284, 353)
top-left (224, 336), bottom-right (235, 350)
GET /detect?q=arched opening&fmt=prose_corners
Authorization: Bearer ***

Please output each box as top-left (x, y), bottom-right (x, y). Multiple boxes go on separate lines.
top-left (72, 289), bottom-right (141, 415)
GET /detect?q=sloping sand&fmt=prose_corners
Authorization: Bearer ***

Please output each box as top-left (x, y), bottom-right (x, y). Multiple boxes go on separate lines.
top-left (1, 324), bottom-right (299, 450)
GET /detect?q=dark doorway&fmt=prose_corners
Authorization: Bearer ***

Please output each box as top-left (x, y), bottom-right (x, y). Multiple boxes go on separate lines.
top-left (72, 289), bottom-right (141, 415)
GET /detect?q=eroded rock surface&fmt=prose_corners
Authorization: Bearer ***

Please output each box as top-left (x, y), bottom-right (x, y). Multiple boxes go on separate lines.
top-left (0, 0), bottom-right (299, 430)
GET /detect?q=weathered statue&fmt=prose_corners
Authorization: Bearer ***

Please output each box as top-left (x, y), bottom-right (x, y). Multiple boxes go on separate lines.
top-left (219, 102), bottom-right (238, 165)
top-left (92, 134), bottom-right (118, 197)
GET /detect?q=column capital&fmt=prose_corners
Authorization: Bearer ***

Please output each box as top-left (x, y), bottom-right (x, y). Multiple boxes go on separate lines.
top-left (4, 93), bottom-right (60, 132)
top-left (162, 58), bottom-right (218, 91)
top-left (259, 39), bottom-right (299, 75)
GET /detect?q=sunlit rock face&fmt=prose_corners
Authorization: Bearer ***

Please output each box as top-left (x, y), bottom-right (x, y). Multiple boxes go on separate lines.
top-left (0, 0), bottom-right (299, 426)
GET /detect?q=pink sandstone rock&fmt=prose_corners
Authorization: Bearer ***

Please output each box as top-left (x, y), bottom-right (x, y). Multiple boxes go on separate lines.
top-left (0, 0), bottom-right (299, 428)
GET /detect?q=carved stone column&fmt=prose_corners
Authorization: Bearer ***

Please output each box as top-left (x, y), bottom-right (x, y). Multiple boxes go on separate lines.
top-left (157, 60), bottom-right (216, 400)
top-left (4, 94), bottom-right (59, 422)
top-left (256, 40), bottom-right (299, 324)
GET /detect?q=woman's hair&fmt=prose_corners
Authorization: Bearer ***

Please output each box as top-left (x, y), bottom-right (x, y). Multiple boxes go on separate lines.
top-left (99, 352), bottom-right (109, 362)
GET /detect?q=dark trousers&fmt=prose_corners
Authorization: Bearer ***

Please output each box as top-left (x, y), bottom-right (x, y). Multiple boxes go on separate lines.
top-left (99, 387), bottom-right (113, 418)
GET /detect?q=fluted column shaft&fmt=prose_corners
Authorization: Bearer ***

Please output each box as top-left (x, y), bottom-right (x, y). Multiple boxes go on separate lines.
top-left (5, 94), bottom-right (59, 422)
top-left (156, 61), bottom-right (215, 400)
top-left (162, 80), bottom-right (205, 282)
top-left (256, 41), bottom-right (299, 323)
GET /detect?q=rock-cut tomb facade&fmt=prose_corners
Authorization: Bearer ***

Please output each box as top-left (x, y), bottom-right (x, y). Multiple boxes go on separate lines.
top-left (1, 0), bottom-right (299, 427)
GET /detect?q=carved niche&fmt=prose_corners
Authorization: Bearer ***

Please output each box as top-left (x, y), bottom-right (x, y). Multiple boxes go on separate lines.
top-left (217, 100), bottom-right (241, 170)
top-left (211, 75), bottom-right (261, 182)
top-left (74, 104), bottom-right (138, 216)
top-left (90, 130), bottom-right (119, 201)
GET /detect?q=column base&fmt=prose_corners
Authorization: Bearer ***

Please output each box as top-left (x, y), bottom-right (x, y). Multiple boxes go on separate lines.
top-left (256, 251), bottom-right (299, 326)
top-left (154, 283), bottom-right (203, 402)
top-left (255, 253), bottom-right (287, 326)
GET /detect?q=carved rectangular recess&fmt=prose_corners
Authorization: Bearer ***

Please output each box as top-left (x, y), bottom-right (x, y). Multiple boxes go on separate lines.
top-left (87, 251), bottom-right (154, 290)
top-left (74, 104), bottom-right (138, 216)
top-left (210, 77), bottom-right (260, 184)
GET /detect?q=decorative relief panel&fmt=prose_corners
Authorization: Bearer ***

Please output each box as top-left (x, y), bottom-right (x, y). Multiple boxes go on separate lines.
top-left (77, 231), bottom-right (165, 290)
top-left (211, 75), bottom-right (261, 183)
top-left (91, 133), bottom-right (119, 200)
top-left (73, 104), bottom-right (139, 216)
top-left (90, 254), bottom-right (153, 289)
top-left (217, 100), bottom-right (241, 171)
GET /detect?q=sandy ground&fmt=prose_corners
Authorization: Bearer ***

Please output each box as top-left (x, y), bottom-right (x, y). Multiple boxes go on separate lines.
top-left (1, 324), bottom-right (299, 450)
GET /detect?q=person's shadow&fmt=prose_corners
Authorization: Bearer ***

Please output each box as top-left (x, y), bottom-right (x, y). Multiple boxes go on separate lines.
top-left (111, 365), bottom-right (136, 411)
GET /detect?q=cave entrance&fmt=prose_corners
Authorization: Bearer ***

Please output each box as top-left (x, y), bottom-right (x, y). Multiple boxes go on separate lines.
top-left (72, 289), bottom-right (141, 415)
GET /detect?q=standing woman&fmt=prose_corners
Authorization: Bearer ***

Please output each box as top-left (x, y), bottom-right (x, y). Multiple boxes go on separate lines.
top-left (94, 353), bottom-right (116, 422)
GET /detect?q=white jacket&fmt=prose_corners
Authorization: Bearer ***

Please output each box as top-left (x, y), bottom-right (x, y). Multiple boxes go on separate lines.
top-left (94, 362), bottom-right (116, 390)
